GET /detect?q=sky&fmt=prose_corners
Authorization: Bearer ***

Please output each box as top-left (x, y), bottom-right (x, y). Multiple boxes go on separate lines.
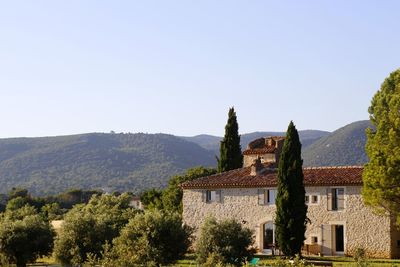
top-left (0, 1), bottom-right (399, 138)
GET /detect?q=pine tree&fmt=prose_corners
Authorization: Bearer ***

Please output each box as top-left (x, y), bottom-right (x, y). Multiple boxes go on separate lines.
top-left (275, 121), bottom-right (308, 257)
top-left (363, 69), bottom-right (400, 225)
top-left (217, 107), bottom-right (243, 173)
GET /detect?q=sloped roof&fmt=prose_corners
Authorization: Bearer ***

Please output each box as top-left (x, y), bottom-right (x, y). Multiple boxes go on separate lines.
top-left (243, 147), bottom-right (276, 155)
top-left (181, 166), bottom-right (364, 189)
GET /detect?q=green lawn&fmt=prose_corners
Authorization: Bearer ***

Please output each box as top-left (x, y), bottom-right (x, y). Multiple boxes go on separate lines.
top-left (173, 255), bottom-right (400, 267)
top-left (33, 254), bottom-right (400, 266)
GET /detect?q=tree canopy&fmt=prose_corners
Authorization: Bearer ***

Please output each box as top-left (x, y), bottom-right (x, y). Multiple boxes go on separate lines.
top-left (363, 69), bottom-right (400, 224)
top-left (217, 107), bottom-right (243, 173)
top-left (161, 166), bottom-right (216, 213)
top-left (275, 121), bottom-right (308, 257)
top-left (111, 210), bottom-right (192, 267)
top-left (196, 217), bottom-right (254, 266)
top-left (0, 204), bottom-right (55, 267)
top-left (53, 193), bottom-right (138, 266)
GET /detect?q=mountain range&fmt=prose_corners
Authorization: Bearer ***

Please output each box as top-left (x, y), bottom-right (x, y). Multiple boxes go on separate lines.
top-left (0, 120), bottom-right (372, 196)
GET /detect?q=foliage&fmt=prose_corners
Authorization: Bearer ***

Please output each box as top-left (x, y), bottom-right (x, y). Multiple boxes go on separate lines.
top-left (303, 120), bottom-right (372, 167)
top-left (140, 188), bottom-right (164, 210)
top-left (353, 248), bottom-right (369, 267)
top-left (217, 107), bottom-right (243, 173)
top-left (5, 197), bottom-right (28, 212)
top-left (0, 208), bottom-right (55, 267)
top-left (53, 193), bottom-right (138, 266)
top-left (110, 210), bottom-right (192, 266)
top-left (275, 121), bottom-right (308, 257)
top-left (271, 255), bottom-right (315, 267)
top-left (8, 187), bottom-right (29, 200)
top-left (162, 166), bottom-right (216, 213)
top-left (40, 203), bottom-right (63, 221)
top-left (196, 217), bottom-right (254, 266)
top-left (363, 69), bottom-right (400, 225)
top-left (50, 188), bottom-right (103, 209)
top-left (0, 133), bottom-right (216, 196)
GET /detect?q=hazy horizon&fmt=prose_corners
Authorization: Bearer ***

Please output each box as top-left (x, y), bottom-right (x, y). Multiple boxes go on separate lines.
top-left (0, 1), bottom-right (398, 138)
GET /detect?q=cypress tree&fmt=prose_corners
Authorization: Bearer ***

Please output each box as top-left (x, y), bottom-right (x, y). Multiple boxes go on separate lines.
top-left (363, 69), bottom-right (400, 225)
top-left (275, 121), bottom-right (308, 257)
top-left (217, 107), bottom-right (243, 173)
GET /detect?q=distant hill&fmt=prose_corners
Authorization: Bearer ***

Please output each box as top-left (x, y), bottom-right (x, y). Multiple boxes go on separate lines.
top-left (0, 133), bottom-right (215, 196)
top-left (181, 130), bottom-right (330, 154)
top-left (0, 123), bottom-right (366, 196)
top-left (302, 120), bottom-right (373, 167)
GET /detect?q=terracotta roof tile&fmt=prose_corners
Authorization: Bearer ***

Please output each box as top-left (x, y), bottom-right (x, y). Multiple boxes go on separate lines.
top-left (243, 147), bottom-right (276, 155)
top-left (181, 166), bottom-right (364, 189)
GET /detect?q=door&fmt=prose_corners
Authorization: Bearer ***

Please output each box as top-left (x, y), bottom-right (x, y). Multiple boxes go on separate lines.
top-left (262, 222), bottom-right (275, 254)
top-left (335, 225), bottom-right (344, 253)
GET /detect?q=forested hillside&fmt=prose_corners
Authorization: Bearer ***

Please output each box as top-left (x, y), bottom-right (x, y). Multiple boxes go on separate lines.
top-left (302, 120), bottom-right (373, 167)
top-left (181, 130), bottom-right (330, 154)
top-left (0, 133), bottom-right (215, 195)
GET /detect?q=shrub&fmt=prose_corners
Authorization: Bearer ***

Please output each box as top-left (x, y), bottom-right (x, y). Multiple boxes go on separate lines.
top-left (353, 248), bottom-right (369, 267)
top-left (196, 217), bottom-right (254, 267)
top-left (111, 210), bottom-right (192, 266)
top-left (0, 214), bottom-right (55, 267)
top-left (54, 193), bottom-right (137, 266)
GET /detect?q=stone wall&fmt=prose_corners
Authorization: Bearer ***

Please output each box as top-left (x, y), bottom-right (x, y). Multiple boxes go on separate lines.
top-left (182, 186), bottom-right (393, 258)
top-left (243, 154), bottom-right (276, 167)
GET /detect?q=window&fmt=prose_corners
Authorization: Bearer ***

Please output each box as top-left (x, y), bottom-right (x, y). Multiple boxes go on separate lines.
top-left (205, 190), bottom-right (221, 203)
top-left (312, 195), bottom-right (319, 204)
top-left (267, 189), bottom-right (276, 205)
top-left (305, 194), bottom-right (319, 205)
top-left (332, 188), bottom-right (344, 210)
top-left (258, 189), bottom-right (276, 205)
top-left (328, 188), bottom-right (344, 211)
top-left (311, 236), bottom-right (318, 244)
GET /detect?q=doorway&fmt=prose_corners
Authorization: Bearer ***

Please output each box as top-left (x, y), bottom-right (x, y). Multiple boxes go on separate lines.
top-left (262, 222), bottom-right (275, 254)
top-left (335, 225), bottom-right (344, 253)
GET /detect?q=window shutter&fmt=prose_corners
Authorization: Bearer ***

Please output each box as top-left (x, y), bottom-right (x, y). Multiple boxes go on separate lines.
top-left (337, 188), bottom-right (344, 210)
top-left (202, 190), bottom-right (206, 203)
top-left (258, 189), bottom-right (265, 205)
top-left (327, 188), bottom-right (332, 211)
top-left (216, 190), bottom-right (222, 203)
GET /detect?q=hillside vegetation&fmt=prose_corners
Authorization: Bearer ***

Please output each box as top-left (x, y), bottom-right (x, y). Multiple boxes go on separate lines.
top-left (302, 120), bottom-right (373, 167)
top-left (0, 133), bottom-right (215, 195)
top-left (181, 130), bottom-right (330, 154)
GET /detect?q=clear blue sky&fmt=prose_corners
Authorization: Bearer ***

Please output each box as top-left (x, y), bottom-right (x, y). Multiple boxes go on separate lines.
top-left (0, 1), bottom-right (399, 138)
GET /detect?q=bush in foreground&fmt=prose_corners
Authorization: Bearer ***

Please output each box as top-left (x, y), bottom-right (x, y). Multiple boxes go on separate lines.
top-left (196, 217), bottom-right (254, 267)
top-left (54, 193), bottom-right (137, 266)
top-left (0, 208), bottom-right (55, 267)
top-left (110, 210), bottom-right (192, 267)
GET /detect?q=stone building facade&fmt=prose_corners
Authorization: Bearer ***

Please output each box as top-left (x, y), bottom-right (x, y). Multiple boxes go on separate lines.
top-left (181, 136), bottom-right (400, 258)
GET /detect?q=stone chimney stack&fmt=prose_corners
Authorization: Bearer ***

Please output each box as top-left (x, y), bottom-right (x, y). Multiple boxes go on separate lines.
top-left (250, 157), bottom-right (264, 176)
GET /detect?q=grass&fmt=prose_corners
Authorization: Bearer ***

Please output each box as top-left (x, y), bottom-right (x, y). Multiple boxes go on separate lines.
top-left (34, 254), bottom-right (400, 266)
top-left (174, 255), bottom-right (400, 266)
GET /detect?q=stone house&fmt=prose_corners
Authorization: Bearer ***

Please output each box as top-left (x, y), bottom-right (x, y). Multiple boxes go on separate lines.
top-left (181, 136), bottom-right (400, 258)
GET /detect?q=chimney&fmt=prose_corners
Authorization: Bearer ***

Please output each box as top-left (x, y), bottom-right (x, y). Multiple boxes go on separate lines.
top-left (250, 157), bottom-right (264, 176)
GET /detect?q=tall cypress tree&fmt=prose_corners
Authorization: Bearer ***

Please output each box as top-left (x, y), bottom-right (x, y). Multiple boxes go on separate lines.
top-left (217, 107), bottom-right (243, 173)
top-left (275, 121), bottom-right (307, 257)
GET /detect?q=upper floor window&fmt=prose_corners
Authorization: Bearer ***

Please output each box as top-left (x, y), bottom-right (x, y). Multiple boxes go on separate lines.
top-left (258, 189), bottom-right (276, 205)
top-left (327, 188), bottom-right (344, 211)
top-left (305, 194), bottom-right (320, 205)
top-left (204, 190), bottom-right (221, 203)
